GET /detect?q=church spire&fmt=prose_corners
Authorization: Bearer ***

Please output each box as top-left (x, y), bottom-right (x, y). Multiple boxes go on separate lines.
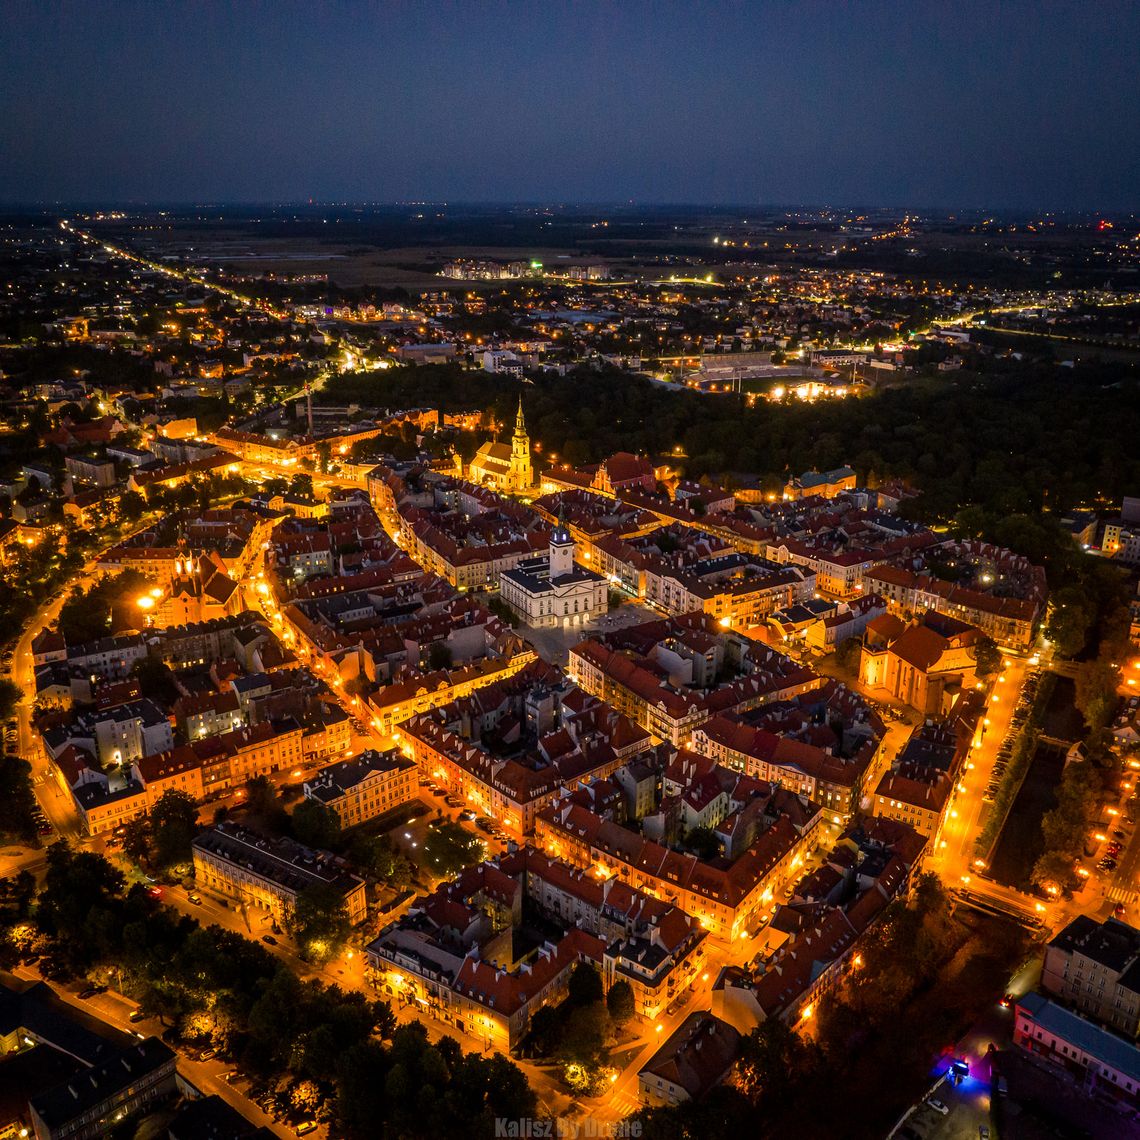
top-left (514, 394), bottom-right (526, 436)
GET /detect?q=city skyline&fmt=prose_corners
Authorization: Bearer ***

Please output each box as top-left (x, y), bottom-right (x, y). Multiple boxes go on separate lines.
top-left (0, 4), bottom-right (1139, 1135)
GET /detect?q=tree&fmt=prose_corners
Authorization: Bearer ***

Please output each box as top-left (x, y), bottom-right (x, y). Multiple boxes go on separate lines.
top-left (56, 570), bottom-right (151, 644)
top-left (972, 636), bottom-right (1002, 677)
top-left (736, 1018), bottom-right (813, 1109)
top-left (684, 825), bottom-right (721, 860)
top-left (288, 884), bottom-right (352, 963)
top-left (566, 961), bottom-right (604, 1007)
top-left (527, 1005), bottom-right (562, 1057)
top-left (119, 490), bottom-right (145, 522)
top-left (292, 798), bottom-right (342, 850)
top-left (427, 641), bottom-right (453, 671)
top-left (289, 472), bottom-right (314, 500)
top-left (132, 656), bottom-right (179, 704)
top-left (243, 775), bottom-right (289, 834)
top-left (558, 1002), bottom-right (608, 1066)
top-left (350, 834), bottom-right (411, 888)
top-left (0, 756), bottom-right (38, 843)
top-left (423, 821), bottom-right (484, 877)
top-left (0, 678), bottom-right (21, 722)
top-left (150, 789), bottom-right (199, 869)
top-left (1046, 586), bottom-right (1097, 659)
top-left (834, 636), bottom-right (863, 673)
top-left (1075, 658), bottom-right (1120, 735)
top-left (121, 816), bottom-right (152, 866)
top-left (606, 980), bottom-right (636, 1025)
top-left (1032, 849), bottom-right (1076, 895)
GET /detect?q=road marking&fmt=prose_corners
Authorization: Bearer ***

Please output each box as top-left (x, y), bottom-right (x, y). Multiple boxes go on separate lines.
top-left (1107, 886), bottom-right (1139, 905)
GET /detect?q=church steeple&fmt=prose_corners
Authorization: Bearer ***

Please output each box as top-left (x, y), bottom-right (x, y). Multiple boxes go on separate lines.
top-left (508, 394), bottom-right (533, 491)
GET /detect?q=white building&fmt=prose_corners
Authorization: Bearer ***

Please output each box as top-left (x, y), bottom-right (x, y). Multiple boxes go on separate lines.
top-left (499, 524), bottom-right (607, 629)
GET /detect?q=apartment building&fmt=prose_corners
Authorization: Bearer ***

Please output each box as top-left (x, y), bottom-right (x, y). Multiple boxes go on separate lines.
top-left (192, 821), bottom-right (367, 926)
top-left (863, 563), bottom-right (1039, 649)
top-left (1043, 916), bottom-right (1140, 1038)
top-left (303, 749), bottom-right (419, 829)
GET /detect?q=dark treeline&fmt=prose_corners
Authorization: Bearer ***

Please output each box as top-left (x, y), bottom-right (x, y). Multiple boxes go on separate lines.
top-left (329, 361), bottom-right (1140, 519)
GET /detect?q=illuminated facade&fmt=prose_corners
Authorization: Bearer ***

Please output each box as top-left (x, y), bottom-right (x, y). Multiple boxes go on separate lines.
top-left (467, 397), bottom-right (534, 493)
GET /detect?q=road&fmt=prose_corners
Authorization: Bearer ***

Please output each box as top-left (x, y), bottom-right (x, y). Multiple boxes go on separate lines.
top-left (12, 565), bottom-right (99, 845)
top-left (929, 658), bottom-right (1049, 921)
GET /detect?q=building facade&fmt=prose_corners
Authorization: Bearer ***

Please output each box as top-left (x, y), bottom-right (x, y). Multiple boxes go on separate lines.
top-left (303, 749), bottom-right (419, 829)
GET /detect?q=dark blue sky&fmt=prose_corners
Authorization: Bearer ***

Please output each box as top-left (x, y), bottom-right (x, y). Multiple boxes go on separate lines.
top-left (2, 0), bottom-right (1137, 209)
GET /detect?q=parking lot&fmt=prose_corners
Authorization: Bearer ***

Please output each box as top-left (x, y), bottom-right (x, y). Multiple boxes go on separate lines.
top-left (982, 667), bottom-right (1040, 806)
top-left (891, 1072), bottom-right (993, 1140)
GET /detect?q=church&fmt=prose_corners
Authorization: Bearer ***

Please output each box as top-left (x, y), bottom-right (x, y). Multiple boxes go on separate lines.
top-left (154, 546), bottom-right (243, 627)
top-left (499, 521), bottom-right (607, 629)
top-left (466, 397), bottom-right (534, 493)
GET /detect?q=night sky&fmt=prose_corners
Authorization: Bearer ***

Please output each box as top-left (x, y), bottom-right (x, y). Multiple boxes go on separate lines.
top-left (2, 0), bottom-right (1137, 209)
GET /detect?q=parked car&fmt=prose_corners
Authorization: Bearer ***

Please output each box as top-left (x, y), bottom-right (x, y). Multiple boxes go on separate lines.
top-left (261, 934), bottom-right (278, 946)
top-left (129, 1009), bottom-right (146, 1023)
top-left (198, 1047), bottom-right (216, 1061)
top-left (927, 1098), bottom-right (950, 1115)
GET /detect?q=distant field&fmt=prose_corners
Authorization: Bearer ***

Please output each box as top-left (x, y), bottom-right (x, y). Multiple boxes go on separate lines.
top-left (93, 220), bottom-right (655, 287)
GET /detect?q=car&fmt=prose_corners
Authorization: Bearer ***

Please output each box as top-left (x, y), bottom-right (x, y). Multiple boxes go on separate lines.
top-left (927, 1098), bottom-right (950, 1115)
top-left (129, 1009), bottom-right (146, 1023)
top-left (1114, 829), bottom-right (1127, 840)
top-left (999, 991), bottom-right (1015, 1008)
top-left (979, 1128), bottom-right (990, 1140)
top-left (296, 1123), bottom-right (318, 1137)
top-left (221, 1069), bottom-right (240, 1083)
top-left (188, 893), bottom-right (202, 905)
top-left (198, 1048), bottom-right (216, 1061)
top-left (458, 809), bottom-right (476, 822)
top-left (261, 934), bottom-right (278, 945)
top-left (78, 987), bottom-right (99, 999)
top-left (1099, 859), bottom-right (1118, 872)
